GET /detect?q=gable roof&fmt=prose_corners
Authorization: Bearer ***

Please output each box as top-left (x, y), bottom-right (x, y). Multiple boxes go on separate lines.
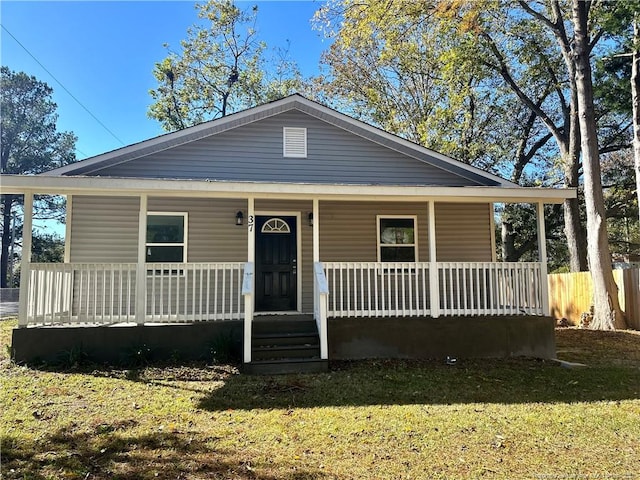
top-left (44, 94), bottom-right (515, 188)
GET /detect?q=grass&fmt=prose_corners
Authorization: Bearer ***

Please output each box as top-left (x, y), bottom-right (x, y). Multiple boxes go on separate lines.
top-left (1, 319), bottom-right (639, 480)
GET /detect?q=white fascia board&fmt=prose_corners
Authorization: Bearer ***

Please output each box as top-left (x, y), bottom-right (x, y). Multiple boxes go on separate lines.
top-left (1, 175), bottom-right (577, 203)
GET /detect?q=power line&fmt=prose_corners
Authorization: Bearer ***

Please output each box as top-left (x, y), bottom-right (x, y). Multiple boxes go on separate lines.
top-left (1, 24), bottom-right (126, 146)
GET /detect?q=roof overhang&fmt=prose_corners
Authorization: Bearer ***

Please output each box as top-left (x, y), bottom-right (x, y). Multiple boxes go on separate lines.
top-left (1, 175), bottom-right (577, 203)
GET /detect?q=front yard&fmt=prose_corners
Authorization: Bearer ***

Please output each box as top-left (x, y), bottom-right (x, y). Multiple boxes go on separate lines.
top-left (1, 318), bottom-right (639, 479)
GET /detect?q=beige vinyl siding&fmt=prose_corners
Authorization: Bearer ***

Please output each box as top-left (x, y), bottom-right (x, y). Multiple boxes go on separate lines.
top-left (148, 198), bottom-right (247, 263)
top-left (319, 202), bottom-right (430, 262)
top-left (70, 196), bottom-right (139, 263)
top-left (255, 199), bottom-right (313, 313)
top-left (435, 203), bottom-right (492, 261)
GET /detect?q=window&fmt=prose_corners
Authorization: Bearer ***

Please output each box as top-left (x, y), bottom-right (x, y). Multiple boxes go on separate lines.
top-left (261, 218), bottom-right (291, 233)
top-left (377, 216), bottom-right (417, 262)
top-left (146, 213), bottom-right (187, 262)
top-left (283, 127), bottom-right (307, 158)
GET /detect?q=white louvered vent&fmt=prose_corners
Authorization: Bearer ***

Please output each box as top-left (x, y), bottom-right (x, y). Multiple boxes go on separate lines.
top-left (283, 127), bottom-right (307, 158)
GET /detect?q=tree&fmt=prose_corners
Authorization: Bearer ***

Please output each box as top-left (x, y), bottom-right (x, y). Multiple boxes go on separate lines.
top-left (0, 66), bottom-right (77, 288)
top-left (149, 0), bottom-right (303, 131)
top-left (572, 0), bottom-right (626, 329)
top-left (634, 18), bottom-right (640, 225)
top-left (316, 0), bottom-right (586, 268)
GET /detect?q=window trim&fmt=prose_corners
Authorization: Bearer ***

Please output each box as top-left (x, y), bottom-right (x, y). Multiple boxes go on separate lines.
top-left (145, 211), bottom-right (188, 263)
top-left (376, 215), bottom-right (418, 263)
top-left (283, 127), bottom-right (307, 158)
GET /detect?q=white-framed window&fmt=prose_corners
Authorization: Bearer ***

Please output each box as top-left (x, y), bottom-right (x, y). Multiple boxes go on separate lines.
top-left (261, 218), bottom-right (291, 233)
top-left (146, 212), bottom-right (188, 263)
top-left (377, 215), bottom-right (417, 262)
top-left (283, 127), bottom-right (307, 158)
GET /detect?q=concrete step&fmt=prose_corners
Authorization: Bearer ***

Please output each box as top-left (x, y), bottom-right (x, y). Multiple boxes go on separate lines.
top-left (252, 343), bottom-right (320, 361)
top-left (252, 331), bottom-right (319, 347)
top-left (252, 317), bottom-right (316, 335)
top-left (243, 358), bottom-right (329, 375)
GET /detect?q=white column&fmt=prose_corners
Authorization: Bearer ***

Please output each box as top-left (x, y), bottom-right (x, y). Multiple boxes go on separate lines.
top-left (428, 200), bottom-right (440, 318)
top-left (489, 203), bottom-right (497, 262)
top-left (247, 197), bottom-right (255, 263)
top-left (244, 197), bottom-right (255, 363)
top-left (18, 192), bottom-right (33, 327)
top-left (135, 194), bottom-right (148, 324)
top-left (536, 202), bottom-right (550, 315)
top-left (64, 195), bottom-right (72, 263)
top-left (313, 198), bottom-right (320, 263)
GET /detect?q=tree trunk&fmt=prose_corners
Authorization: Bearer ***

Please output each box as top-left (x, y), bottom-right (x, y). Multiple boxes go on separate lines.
top-left (564, 87), bottom-right (588, 272)
top-left (632, 18), bottom-right (640, 226)
top-left (1, 195), bottom-right (15, 288)
top-left (572, 0), bottom-right (626, 330)
top-left (501, 207), bottom-right (518, 261)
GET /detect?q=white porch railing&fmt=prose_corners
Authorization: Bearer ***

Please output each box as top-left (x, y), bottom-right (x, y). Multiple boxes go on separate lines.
top-left (146, 262), bottom-right (245, 322)
top-left (323, 262), bottom-right (432, 318)
top-left (25, 262), bottom-right (247, 326)
top-left (28, 263), bottom-right (137, 325)
top-left (438, 262), bottom-right (544, 316)
top-left (323, 261), bottom-right (545, 318)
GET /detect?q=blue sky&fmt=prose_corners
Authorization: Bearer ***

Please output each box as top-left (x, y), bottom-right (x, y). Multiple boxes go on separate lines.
top-left (1, 0), bottom-right (328, 160)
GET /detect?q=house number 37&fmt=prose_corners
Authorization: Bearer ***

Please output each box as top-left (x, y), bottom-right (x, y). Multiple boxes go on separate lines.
top-left (247, 215), bottom-right (255, 232)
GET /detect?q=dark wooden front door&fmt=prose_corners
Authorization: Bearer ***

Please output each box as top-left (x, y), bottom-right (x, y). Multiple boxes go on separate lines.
top-left (255, 216), bottom-right (297, 312)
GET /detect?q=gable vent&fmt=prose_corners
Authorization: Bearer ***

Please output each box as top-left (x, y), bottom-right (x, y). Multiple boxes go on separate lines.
top-left (283, 127), bottom-right (307, 158)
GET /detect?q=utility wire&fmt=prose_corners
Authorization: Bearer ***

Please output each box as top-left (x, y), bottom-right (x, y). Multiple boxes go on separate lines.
top-left (1, 24), bottom-right (126, 146)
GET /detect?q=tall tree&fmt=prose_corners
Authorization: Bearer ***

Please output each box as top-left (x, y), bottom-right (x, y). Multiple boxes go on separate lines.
top-left (0, 67), bottom-right (77, 288)
top-left (633, 17), bottom-right (640, 224)
top-left (572, 0), bottom-right (626, 329)
top-left (149, 0), bottom-right (302, 131)
top-left (314, 0), bottom-right (588, 269)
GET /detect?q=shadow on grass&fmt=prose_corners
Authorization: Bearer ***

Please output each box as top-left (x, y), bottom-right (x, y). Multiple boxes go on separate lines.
top-left (197, 357), bottom-right (640, 411)
top-left (1, 426), bottom-right (327, 480)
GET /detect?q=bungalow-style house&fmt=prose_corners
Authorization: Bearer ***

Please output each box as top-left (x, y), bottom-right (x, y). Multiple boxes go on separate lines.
top-left (3, 94), bottom-right (575, 373)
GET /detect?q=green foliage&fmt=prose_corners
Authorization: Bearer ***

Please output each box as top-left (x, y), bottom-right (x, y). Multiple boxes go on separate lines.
top-left (602, 151), bottom-right (640, 261)
top-left (31, 232), bottom-right (65, 263)
top-left (209, 329), bottom-right (239, 364)
top-left (122, 343), bottom-right (154, 367)
top-left (54, 344), bottom-right (91, 370)
top-left (148, 0), bottom-right (303, 131)
top-left (0, 66), bottom-right (76, 287)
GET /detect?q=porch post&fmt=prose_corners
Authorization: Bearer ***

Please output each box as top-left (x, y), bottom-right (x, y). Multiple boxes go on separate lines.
top-left (18, 192), bottom-right (33, 327)
top-left (428, 200), bottom-right (440, 317)
top-left (244, 197), bottom-right (255, 363)
top-left (313, 198), bottom-right (319, 263)
top-left (536, 202), bottom-right (550, 315)
top-left (135, 194), bottom-right (148, 325)
top-left (64, 195), bottom-right (72, 263)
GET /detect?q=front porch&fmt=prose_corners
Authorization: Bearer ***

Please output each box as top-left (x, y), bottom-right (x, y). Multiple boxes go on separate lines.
top-left (15, 259), bottom-right (552, 364)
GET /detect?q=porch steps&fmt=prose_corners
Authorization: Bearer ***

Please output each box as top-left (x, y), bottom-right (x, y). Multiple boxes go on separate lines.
top-left (244, 316), bottom-right (328, 375)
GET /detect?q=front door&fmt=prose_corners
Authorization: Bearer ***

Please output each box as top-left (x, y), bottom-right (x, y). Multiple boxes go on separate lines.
top-left (255, 216), bottom-right (297, 312)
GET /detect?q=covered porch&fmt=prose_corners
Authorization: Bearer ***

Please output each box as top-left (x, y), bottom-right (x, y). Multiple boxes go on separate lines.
top-left (4, 175), bottom-right (572, 365)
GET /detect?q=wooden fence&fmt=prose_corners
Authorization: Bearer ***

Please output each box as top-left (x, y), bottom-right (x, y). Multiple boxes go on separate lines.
top-left (548, 269), bottom-right (640, 329)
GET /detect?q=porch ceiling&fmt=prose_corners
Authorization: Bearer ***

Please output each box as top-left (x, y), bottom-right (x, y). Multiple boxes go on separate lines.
top-left (1, 174), bottom-right (576, 204)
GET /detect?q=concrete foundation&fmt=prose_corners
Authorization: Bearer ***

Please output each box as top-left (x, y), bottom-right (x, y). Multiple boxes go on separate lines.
top-left (328, 315), bottom-right (556, 360)
top-left (11, 315), bottom-right (555, 365)
top-left (12, 321), bottom-right (243, 365)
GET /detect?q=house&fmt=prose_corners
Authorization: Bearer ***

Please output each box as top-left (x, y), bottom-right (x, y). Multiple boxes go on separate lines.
top-left (2, 94), bottom-right (575, 373)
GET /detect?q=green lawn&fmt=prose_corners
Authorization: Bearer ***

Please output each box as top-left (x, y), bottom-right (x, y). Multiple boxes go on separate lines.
top-left (1, 318), bottom-right (639, 480)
